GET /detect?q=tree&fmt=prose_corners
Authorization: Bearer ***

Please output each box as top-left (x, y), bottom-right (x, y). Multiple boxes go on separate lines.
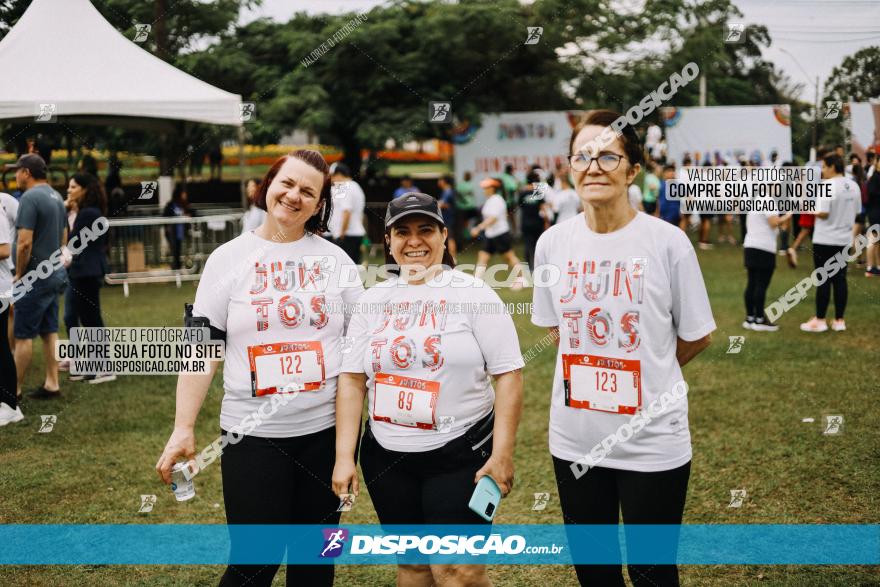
top-left (824, 46), bottom-right (880, 103)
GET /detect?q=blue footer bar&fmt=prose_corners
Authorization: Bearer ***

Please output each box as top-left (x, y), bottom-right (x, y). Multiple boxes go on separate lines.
top-left (1, 525), bottom-right (877, 565)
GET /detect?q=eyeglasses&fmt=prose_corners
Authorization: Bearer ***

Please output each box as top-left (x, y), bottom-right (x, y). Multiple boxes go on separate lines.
top-left (569, 152), bottom-right (624, 173)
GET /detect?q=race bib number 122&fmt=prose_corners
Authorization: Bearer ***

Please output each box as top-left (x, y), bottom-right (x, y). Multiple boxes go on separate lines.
top-left (248, 341), bottom-right (325, 396)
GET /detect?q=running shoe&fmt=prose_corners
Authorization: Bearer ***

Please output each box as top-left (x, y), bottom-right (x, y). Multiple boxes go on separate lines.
top-left (865, 267), bottom-right (880, 277)
top-left (697, 242), bottom-right (714, 250)
top-left (799, 317), bottom-right (828, 333)
top-left (831, 319), bottom-right (846, 332)
top-left (86, 373), bottom-right (117, 385)
top-left (751, 317), bottom-right (779, 332)
top-left (742, 316), bottom-right (755, 330)
top-left (0, 403), bottom-right (24, 426)
top-left (69, 373), bottom-right (87, 382)
top-left (786, 248), bottom-right (798, 268)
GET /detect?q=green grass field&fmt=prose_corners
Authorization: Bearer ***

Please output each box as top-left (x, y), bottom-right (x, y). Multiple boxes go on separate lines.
top-left (1, 237), bottom-right (878, 586)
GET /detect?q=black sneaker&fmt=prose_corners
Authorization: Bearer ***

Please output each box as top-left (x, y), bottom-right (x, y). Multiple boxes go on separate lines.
top-left (751, 316), bottom-right (779, 332)
top-left (87, 373), bottom-right (117, 384)
top-left (26, 386), bottom-right (61, 400)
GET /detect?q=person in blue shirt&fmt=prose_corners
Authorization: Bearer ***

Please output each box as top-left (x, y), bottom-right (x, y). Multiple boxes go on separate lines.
top-left (657, 164), bottom-right (680, 226)
top-left (392, 176), bottom-right (417, 200)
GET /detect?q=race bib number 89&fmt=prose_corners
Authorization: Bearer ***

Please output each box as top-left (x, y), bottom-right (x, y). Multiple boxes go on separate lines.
top-left (562, 354), bottom-right (641, 415)
top-left (248, 341), bottom-right (325, 396)
top-left (373, 373), bottom-right (439, 430)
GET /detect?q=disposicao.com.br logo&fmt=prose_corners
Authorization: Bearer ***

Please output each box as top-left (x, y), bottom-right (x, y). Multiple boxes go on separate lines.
top-left (321, 529), bottom-right (564, 557)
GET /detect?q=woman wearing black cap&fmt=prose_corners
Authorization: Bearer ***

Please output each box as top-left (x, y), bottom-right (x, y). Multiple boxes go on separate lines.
top-left (333, 192), bottom-right (524, 586)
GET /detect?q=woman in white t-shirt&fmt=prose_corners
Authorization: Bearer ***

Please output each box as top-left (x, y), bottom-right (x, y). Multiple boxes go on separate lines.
top-left (531, 110), bottom-right (715, 587)
top-left (742, 212), bottom-right (791, 331)
top-left (334, 192), bottom-right (524, 587)
top-left (156, 150), bottom-right (363, 587)
top-left (0, 212), bottom-right (22, 426)
top-left (471, 177), bottom-right (524, 289)
top-left (552, 172), bottom-right (581, 223)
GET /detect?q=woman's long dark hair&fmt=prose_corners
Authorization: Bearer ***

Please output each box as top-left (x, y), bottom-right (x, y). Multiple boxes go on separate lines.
top-left (383, 217), bottom-right (456, 276)
top-left (72, 172), bottom-right (107, 215)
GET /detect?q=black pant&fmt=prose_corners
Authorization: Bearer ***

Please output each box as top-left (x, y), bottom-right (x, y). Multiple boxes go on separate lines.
top-left (360, 415), bottom-right (493, 525)
top-left (70, 277), bottom-right (105, 328)
top-left (813, 243), bottom-right (849, 319)
top-left (553, 457), bottom-right (691, 587)
top-left (0, 306), bottom-right (16, 409)
top-left (522, 229), bottom-right (541, 271)
top-left (171, 238), bottom-right (183, 270)
top-left (219, 426), bottom-right (340, 587)
top-left (338, 235), bottom-right (362, 265)
top-left (744, 248), bottom-right (776, 319)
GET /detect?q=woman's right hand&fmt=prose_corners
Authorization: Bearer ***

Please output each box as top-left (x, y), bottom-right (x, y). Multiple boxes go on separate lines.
top-left (331, 459), bottom-right (359, 498)
top-left (155, 427), bottom-right (197, 484)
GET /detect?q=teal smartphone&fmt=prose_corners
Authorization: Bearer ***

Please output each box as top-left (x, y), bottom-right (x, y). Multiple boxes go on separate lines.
top-left (468, 475), bottom-right (502, 522)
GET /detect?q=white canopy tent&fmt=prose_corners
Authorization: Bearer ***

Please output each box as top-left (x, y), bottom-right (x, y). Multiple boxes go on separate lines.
top-left (0, 0), bottom-right (247, 207)
top-left (0, 0), bottom-right (243, 126)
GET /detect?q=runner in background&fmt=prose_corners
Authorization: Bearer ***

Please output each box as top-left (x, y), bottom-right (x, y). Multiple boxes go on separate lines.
top-left (0, 208), bottom-right (21, 425)
top-left (866, 155), bottom-right (880, 277)
top-left (329, 163), bottom-right (367, 264)
top-left (627, 181), bottom-right (643, 211)
top-left (240, 178), bottom-right (266, 234)
top-left (800, 154), bottom-right (862, 333)
top-left (787, 148), bottom-right (829, 268)
top-left (848, 163), bottom-right (868, 268)
top-left (533, 110), bottom-right (715, 587)
top-left (472, 178), bottom-right (524, 290)
top-left (658, 164), bottom-right (680, 226)
top-left (552, 172), bottom-right (581, 224)
top-left (156, 150), bottom-right (364, 587)
top-left (642, 161), bottom-right (660, 216)
top-left (334, 192), bottom-right (523, 587)
top-left (437, 175), bottom-right (457, 257)
top-left (455, 170), bottom-right (478, 244)
top-left (518, 169), bottom-right (551, 270)
top-left (742, 211), bottom-right (792, 331)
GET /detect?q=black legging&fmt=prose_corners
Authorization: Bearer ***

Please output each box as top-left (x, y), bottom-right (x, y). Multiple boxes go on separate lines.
top-left (813, 243), bottom-right (849, 319)
top-left (219, 426), bottom-right (340, 587)
top-left (744, 249), bottom-right (775, 319)
top-left (0, 306), bottom-right (16, 409)
top-left (553, 457), bottom-right (691, 587)
top-left (70, 277), bottom-right (105, 328)
top-left (522, 230), bottom-right (541, 271)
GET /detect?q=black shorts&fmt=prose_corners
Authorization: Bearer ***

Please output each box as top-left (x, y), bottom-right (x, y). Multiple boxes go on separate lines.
top-left (868, 207), bottom-right (880, 227)
top-left (744, 247), bottom-right (776, 270)
top-left (482, 232), bottom-right (512, 254)
top-left (855, 212), bottom-right (866, 225)
top-left (359, 412), bottom-right (494, 525)
top-left (643, 201), bottom-right (657, 215)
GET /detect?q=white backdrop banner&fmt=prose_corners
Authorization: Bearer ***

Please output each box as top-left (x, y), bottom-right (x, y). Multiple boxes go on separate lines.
top-left (848, 102), bottom-right (880, 160)
top-left (453, 111), bottom-right (582, 204)
top-left (662, 105), bottom-right (792, 165)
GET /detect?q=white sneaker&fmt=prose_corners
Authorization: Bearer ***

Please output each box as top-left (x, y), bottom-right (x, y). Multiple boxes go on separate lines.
top-left (799, 317), bottom-right (828, 333)
top-left (0, 403), bottom-right (24, 426)
top-left (831, 319), bottom-right (846, 332)
top-left (87, 373), bottom-right (117, 384)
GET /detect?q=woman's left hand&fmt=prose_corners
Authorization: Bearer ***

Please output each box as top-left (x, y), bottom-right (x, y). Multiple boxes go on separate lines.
top-left (475, 454), bottom-right (514, 497)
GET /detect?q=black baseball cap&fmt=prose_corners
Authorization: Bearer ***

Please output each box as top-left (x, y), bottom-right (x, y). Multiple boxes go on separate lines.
top-left (5, 153), bottom-right (47, 176)
top-left (385, 192), bottom-right (444, 228)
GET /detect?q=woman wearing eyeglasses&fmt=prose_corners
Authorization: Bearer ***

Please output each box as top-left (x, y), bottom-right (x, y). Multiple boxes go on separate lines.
top-left (531, 110), bottom-right (715, 587)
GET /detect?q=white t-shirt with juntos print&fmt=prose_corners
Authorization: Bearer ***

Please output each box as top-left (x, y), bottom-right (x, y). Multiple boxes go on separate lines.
top-left (342, 270), bottom-right (524, 452)
top-left (532, 212), bottom-right (716, 472)
top-left (194, 231), bottom-right (364, 438)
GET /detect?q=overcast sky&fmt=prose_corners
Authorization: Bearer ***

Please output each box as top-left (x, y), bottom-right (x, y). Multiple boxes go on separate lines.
top-left (241, 0), bottom-right (880, 100)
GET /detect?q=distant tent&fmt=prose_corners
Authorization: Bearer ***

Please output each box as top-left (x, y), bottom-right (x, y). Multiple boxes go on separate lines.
top-left (0, 0), bottom-right (242, 127)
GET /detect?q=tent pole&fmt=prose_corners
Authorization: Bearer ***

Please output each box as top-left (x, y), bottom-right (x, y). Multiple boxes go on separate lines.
top-left (238, 126), bottom-right (247, 210)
